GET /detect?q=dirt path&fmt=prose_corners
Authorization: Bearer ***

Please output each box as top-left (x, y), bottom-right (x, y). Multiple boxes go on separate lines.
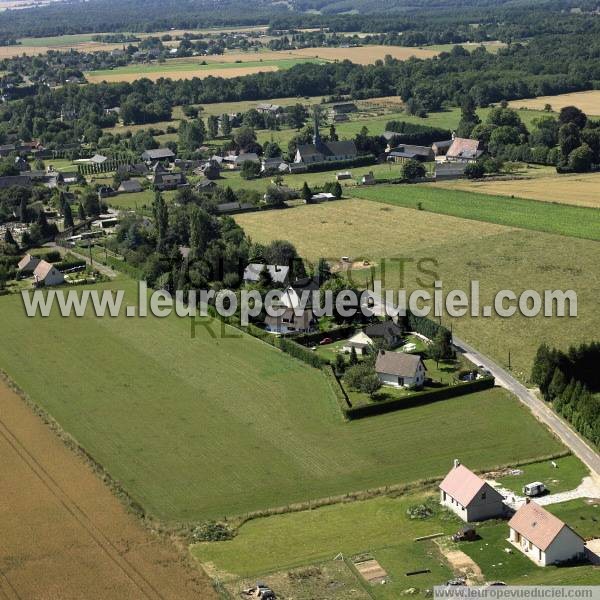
top-left (0, 379), bottom-right (216, 600)
top-left (439, 547), bottom-right (484, 585)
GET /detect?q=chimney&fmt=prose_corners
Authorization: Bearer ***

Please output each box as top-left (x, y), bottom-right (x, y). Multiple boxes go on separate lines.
top-left (453, 459), bottom-right (460, 469)
top-left (525, 497), bottom-right (531, 504)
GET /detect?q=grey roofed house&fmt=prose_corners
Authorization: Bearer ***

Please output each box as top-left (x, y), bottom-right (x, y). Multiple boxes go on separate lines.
top-left (152, 171), bottom-right (187, 191)
top-left (243, 263), bottom-right (290, 285)
top-left (375, 350), bottom-right (424, 376)
top-left (295, 139), bottom-right (357, 164)
top-left (18, 253), bottom-right (41, 273)
top-left (234, 153), bottom-right (260, 166)
top-left (264, 307), bottom-right (316, 334)
top-left (141, 148), bottom-right (176, 162)
top-left (365, 320), bottom-right (404, 347)
top-left (387, 145), bottom-right (434, 162)
top-left (195, 179), bottom-right (217, 192)
top-left (90, 154), bottom-right (108, 164)
top-left (261, 156), bottom-right (289, 173)
top-left (432, 139), bottom-right (453, 155)
top-left (330, 102), bottom-right (357, 114)
top-left (256, 103), bottom-right (282, 114)
top-left (215, 201), bottom-right (254, 214)
top-left (0, 174), bottom-right (31, 189)
top-left (435, 162), bottom-right (467, 180)
top-left (118, 179), bottom-right (143, 193)
top-left (118, 163), bottom-right (149, 177)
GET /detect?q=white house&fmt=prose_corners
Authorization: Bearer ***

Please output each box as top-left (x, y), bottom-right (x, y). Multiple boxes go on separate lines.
top-left (18, 253), bottom-right (41, 273)
top-left (264, 308), bottom-right (316, 335)
top-left (508, 499), bottom-right (586, 566)
top-left (375, 350), bottom-right (426, 388)
top-left (33, 260), bottom-right (64, 287)
top-left (342, 331), bottom-right (373, 355)
top-left (281, 278), bottom-right (320, 310)
top-left (439, 460), bottom-right (505, 522)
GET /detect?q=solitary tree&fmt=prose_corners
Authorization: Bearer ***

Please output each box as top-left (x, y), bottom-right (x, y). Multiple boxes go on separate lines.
top-left (207, 115), bottom-right (219, 139)
top-left (301, 181), bottom-right (312, 203)
top-left (402, 159), bottom-right (426, 181)
top-left (221, 113), bottom-right (232, 137)
top-left (63, 202), bottom-right (74, 229)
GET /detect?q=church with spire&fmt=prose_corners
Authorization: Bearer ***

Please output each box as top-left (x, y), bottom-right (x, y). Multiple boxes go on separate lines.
top-left (294, 108), bottom-right (358, 165)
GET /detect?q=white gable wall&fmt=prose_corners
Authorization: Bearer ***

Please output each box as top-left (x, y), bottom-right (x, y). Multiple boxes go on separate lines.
top-left (440, 483), bottom-right (504, 522)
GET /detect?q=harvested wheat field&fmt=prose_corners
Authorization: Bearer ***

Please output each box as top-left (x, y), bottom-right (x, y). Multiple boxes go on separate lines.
top-left (509, 90), bottom-right (600, 116)
top-left (0, 42), bottom-right (126, 58)
top-left (0, 379), bottom-right (216, 600)
top-left (235, 198), bottom-right (514, 260)
top-left (288, 44), bottom-right (439, 64)
top-left (434, 172), bottom-right (600, 209)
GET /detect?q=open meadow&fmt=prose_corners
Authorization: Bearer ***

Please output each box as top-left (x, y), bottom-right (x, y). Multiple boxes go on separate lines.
top-left (235, 198), bottom-right (600, 380)
top-left (433, 172), bottom-right (600, 209)
top-left (0, 379), bottom-right (216, 599)
top-left (351, 184), bottom-right (600, 241)
top-left (509, 90), bottom-right (600, 116)
top-left (0, 276), bottom-right (564, 522)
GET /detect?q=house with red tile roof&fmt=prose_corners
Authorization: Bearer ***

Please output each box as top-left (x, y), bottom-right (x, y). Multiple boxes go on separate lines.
top-left (33, 260), bottom-right (64, 287)
top-left (439, 460), bottom-right (505, 522)
top-left (446, 136), bottom-right (483, 162)
top-left (508, 499), bottom-right (585, 566)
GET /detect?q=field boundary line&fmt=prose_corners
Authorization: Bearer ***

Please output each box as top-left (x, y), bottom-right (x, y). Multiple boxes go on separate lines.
top-left (0, 410), bottom-right (166, 600)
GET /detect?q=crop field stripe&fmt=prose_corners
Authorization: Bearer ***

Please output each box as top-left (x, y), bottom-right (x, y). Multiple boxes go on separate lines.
top-left (352, 185), bottom-right (600, 241)
top-left (0, 408), bottom-right (165, 600)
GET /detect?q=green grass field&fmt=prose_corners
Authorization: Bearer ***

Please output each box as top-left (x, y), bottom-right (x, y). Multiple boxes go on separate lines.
top-left (351, 184), bottom-right (600, 241)
top-left (0, 277), bottom-right (564, 522)
top-left (86, 57), bottom-right (323, 79)
top-left (17, 33), bottom-right (99, 47)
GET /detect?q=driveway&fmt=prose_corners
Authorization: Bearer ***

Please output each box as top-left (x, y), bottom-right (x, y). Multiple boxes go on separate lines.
top-left (488, 476), bottom-right (600, 510)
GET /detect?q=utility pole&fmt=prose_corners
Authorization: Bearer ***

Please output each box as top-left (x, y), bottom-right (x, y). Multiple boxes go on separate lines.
top-left (508, 349), bottom-right (511, 370)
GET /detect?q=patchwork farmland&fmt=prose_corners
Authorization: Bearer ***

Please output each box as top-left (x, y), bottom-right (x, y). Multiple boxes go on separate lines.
top-left (432, 172), bottom-right (600, 209)
top-left (235, 199), bottom-right (600, 381)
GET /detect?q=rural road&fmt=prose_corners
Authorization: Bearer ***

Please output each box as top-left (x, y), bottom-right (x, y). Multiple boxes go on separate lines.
top-left (452, 335), bottom-right (600, 479)
top-left (367, 295), bottom-right (600, 479)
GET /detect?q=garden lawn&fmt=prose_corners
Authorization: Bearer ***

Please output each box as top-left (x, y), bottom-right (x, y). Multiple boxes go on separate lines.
top-left (351, 184), bottom-right (600, 241)
top-left (496, 455), bottom-right (589, 495)
top-left (193, 493), bottom-right (461, 578)
top-left (0, 277), bottom-right (564, 522)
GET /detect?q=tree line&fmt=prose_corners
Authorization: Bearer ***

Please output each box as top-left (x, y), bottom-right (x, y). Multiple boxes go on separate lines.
top-left (532, 342), bottom-right (600, 447)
